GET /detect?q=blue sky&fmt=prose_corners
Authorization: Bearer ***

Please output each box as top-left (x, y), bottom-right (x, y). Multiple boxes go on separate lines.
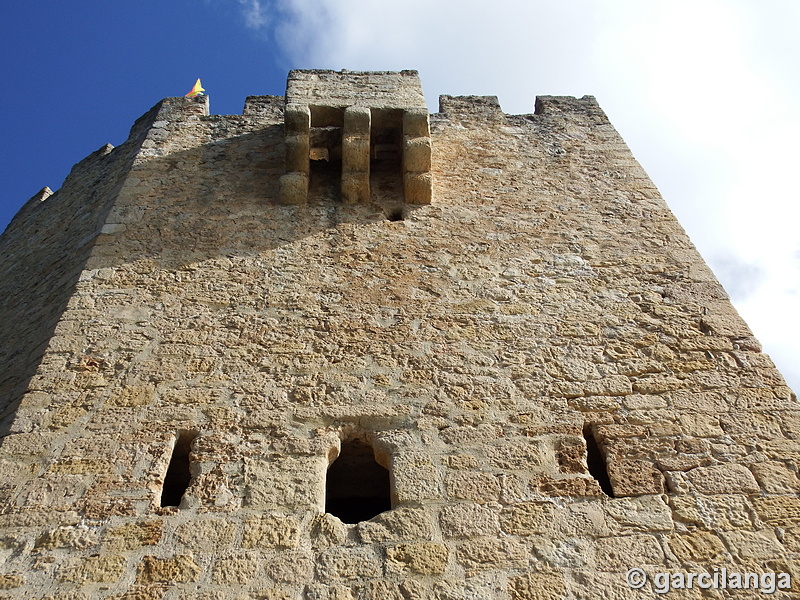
top-left (2, 1), bottom-right (799, 392)
top-left (1, 1), bottom-right (288, 225)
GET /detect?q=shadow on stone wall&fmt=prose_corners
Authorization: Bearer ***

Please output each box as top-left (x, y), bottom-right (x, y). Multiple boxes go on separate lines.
top-left (0, 121), bottom-right (415, 437)
top-left (86, 126), bottom-right (399, 273)
top-left (0, 149), bottom-right (131, 438)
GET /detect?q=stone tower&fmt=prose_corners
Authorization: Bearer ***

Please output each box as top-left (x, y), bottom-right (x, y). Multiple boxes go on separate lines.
top-left (0, 70), bottom-right (798, 599)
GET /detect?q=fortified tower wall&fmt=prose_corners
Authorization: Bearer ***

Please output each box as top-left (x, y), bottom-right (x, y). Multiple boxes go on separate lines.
top-left (0, 70), bottom-right (798, 599)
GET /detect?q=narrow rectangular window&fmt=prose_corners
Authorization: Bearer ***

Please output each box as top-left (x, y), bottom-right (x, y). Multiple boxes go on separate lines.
top-left (583, 425), bottom-right (615, 497)
top-left (160, 430), bottom-right (198, 508)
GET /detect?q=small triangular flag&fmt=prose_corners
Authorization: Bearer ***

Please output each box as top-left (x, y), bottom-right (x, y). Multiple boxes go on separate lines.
top-left (185, 78), bottom-right (205, 97)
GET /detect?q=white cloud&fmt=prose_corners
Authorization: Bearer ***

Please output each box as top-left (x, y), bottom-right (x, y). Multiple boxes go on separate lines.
top-left (239, 0), bottom-right (270, 30)
top-left (261, 0), bottom-right (800, 393)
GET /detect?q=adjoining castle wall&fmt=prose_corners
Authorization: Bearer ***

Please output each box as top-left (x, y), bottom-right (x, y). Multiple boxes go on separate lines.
top-left (0, 101), bottom-right (169, 437)
top-left (0, 71), bottom-right (798, 599)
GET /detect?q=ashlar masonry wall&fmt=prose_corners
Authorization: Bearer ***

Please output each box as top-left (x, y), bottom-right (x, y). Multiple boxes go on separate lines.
top-left (0, 71), bottom-right (798, 600)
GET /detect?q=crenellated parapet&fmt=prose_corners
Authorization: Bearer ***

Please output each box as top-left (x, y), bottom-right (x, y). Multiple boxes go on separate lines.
top-left (279, 70), bottom-right (432, 206)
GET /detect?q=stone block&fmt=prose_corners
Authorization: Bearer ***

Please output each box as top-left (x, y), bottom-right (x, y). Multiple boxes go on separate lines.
top-left (683, 463), bottom-right (759, 495)
top-left (284, 104), bottom-right (311, 133)
top-left (342, 137), bottom-right (371, 173)
top-left (136, 555), bottom-right (201, 584)
top-left (59, 554), bottom-right (127, 583)
top-left (508, 572), bottom-right (566, 600)
top-left (485, 440), bottom-right (546, 470)
top-left (106, 384), bottom-right (155, 407)
top-left (317, 547), bottom-right (382, 581)
top-left (455, 537), bottom-right (528, 575)
top-left (35, 524), bottom-right (99, 550)
top-left (343, 106), bottom-right (371, 134)
top-left (393, 464), bottom-right (441, 504)
top-left (750, 462), bottom-right (800, 494)
top-left (445, 471), bottom-right (500, 503)
top-left (607, 459), bottom-right (664, 496)
top-left (444, 454), bottom-right (479, 469)
top-left (403, 137), bottom-right (431, 173)
top-left (285, 134), bottom-right (310, 174)
top-left (605, 495), bottom-right (674, 532)
top-left (386, 543), bottom-right (449, 574)
top-left (0, 432), bottom-right (56, 457)
top-left (341, 171), bottom-right (370, 204)
top-left (245, 455), bottom-right (325, 510)
top-left (529, 537), bottom-right (594, 569)
top-left (403, 108), bottom-right (430, 138)
top-left (558, 502), bottom-right (611, 537)
top-left (594, 534), bottom-right (664, 570)
top-left (279, 172), bottom-right (308, 205)
top-left (311, 513), bottom-right (348, 547)
top-left (753, 496), bottom-right (800, 527)
top-left (499, 502), bottom-right (557, 536)
top-left (439, 425), bottom-right (502, 446)
top-left (0, 574), bottom-right (24, 589)
top-left (531, 475), bottom-right (605, 498)
top-left (242, 514), bottom-right (300, 548)
top-left (264, 550), bottom-right (314, 584)
top-left (721, 529), bottom-right (785, 560)
top-left (584, 375), bottom-right (633, 396)
top-left (357, 507), bottom-right (433, 543)
top-left (175, 518), bottom-right (236, 549)
top-left (440, 503), bottom-right (500, 538)
top-left (212, 552), bottom-right (260, 585)
top-left (403, 172), bottom-right (432, 204)
top-left (670, 494), bottom-right (757, 531)
top-left (668, 531), bottom-right (729, 563)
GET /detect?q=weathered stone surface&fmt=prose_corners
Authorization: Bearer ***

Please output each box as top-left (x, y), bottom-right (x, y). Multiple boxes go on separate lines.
top-left (175, 518), bottom-right (236, 549)
top-left (317, 548), bottom-right (382, 581)
top-left (750, 462), bottom-right (800, 494)
top-left (242, 515), bottom-right (300, 548)
top-left (358, 508), bottom-right (433, 543)
top-left (310, 513), bottom-right (347, 547)
top-left (136, 555), bottom-right (201, 584)
top-left (0, 574), bottom-right (24, 590)
top-left (385, 543), bottom-right (449, 574)
top-left (594, 535), bottom-right (665, 569)
top-left (444, 471), bottom-right (500, 503)
top-left (499, 502), bottom-right (557, 536)
top-left (683, 463), bottom-right (760, 495)
top-left (670, 494), bottom-right (757, 530)
top-left (35, 524), bottom-right (99, 550)
top-left (244, 455), bottom-right (325, 510)
top-left (58, 554), bottom-right (127, 583)
top-left (105, 586), bottom-right (169, 600)
top-left (668, 531), bottom-right (729, 563)
top-left (721, 529), bottom-right (785, 561)
top-left (440, 503), bottom-right (500, 538)
top-left (508, 572), bottom-right (566, 600)
top-left (455, 538), bottom-right (528, 574)
top-left (605, 495), bottom-right (674, 532)
top-left (607, 459), bottom-right (665, 496)
top-left (211, 552), bottom-right (260, 585)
